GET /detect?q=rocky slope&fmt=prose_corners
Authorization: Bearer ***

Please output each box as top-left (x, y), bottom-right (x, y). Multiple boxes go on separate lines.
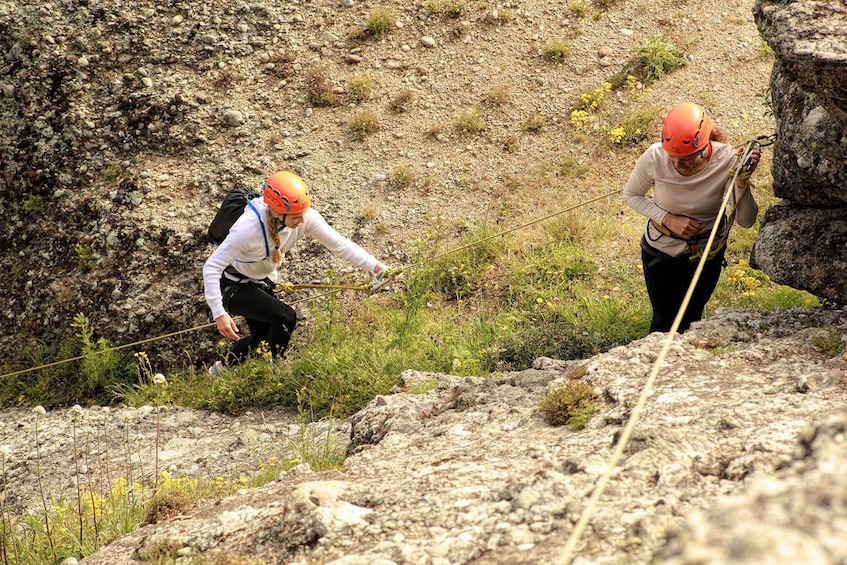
top-left (0, 0), bottom-right (774, 367)
top-left (6, 0), bottom-right (847, 564)
top-left (2, 308), bottom-right (844, 564)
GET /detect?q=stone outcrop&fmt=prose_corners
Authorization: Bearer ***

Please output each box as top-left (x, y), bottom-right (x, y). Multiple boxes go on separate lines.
top-left (751, 0), bottom-right (847, 304)
top-left (32, 308), bottom-right (837, 564)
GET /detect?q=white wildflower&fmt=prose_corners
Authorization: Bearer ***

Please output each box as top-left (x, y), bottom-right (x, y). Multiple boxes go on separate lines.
top-left (152, 373), bottom-right (167, 385)
top-left (68, 404), bottom-right (84, 421)
top-left (32, 405), bottom-right (46, 416)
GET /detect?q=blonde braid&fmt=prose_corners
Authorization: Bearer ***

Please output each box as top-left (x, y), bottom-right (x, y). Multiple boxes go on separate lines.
top-left (269, 214), bottom-right (283, 264)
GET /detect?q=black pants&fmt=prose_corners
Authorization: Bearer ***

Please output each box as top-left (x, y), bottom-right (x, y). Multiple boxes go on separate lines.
top-left (220, 278), bottom-right (297, 363)
top-left (641, 241), bottom-right (724, 333)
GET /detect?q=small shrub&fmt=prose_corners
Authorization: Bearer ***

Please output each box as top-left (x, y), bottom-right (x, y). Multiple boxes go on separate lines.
top-left (810, 331), bottom-right (845, 357)
top-left (145, 488), bottom-right (194, 523)
top-left (635, 33), bottom-right (686, 84)
top-left (361, 205), bottom-right (378, 222)
top-left (424, 0), bottom-right (465, 18)
top-left (542, 39), bottom-right (572, 63)
top-left (211, 66), bottom-right (241, 90)
top-left (348, 110), bottom-right (381, 139)
top-left (559, 157), bottom-right (589, 179)
top-left (425, 123), bottom-right (443, 139)
top-left (266, 51), bottom-right (295, 78)
top-left (501, 135), bottom-right (520, 153)
top-left (570, 82), bottom-right (612, 130)
top-left (606, 109), bottom-right (658, 146)
top-left (569, 1), bottom-right (589, 17)
top-left (540, 380), bottom-right (599, 430)
top-left (389, 89), bottom-right (415, 112)
top-left (486, 85), bottom-right (512, 107)
top-left (101, 165), bottom-right (120, 182)
top-left (76, 244), bottom-right (95, 273)
top-left (347, 75), bottom-right (373, 101)
top-left (456, 105), bottom-right (486, 134)
top-left (758, 37), bottom-right (774, 57)
top-left (304, 66), bottom-right (338, 107)
top-left (390, 166), bottom-right (413, 189)
top-left (522, 114), bottom-right (546, 133)
top-left (24, 195), bottom-right (45, 212)
top-left (366, 8), bottom-right (395, 36)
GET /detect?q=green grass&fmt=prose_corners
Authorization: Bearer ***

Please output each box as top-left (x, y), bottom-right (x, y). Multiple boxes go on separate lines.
top-left (365, 8), bottom-right (394, 36)
top-left (2, 196), bottom-right (821, 419)
top-left (0, 164), bottom-right (826, 562)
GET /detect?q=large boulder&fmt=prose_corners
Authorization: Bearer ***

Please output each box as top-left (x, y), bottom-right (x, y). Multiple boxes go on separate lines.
top-left (750, 0), bottom-right (847, 304)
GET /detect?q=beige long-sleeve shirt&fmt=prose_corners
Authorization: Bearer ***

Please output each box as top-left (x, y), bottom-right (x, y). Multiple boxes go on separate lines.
top-left (623, 141), bottom-right (758, 257)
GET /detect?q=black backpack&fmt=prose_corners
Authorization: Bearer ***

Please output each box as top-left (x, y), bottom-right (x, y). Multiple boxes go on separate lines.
top-left (207, 187), bottom-right (270, 257)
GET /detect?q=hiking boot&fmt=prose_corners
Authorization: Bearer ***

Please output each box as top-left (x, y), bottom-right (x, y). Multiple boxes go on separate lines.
top-left (208, 360), bottom-right (224, 378)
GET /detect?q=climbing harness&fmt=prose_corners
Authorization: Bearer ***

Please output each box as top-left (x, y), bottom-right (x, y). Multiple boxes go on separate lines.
top-left (641, 133), bottom-right (776, 268)
top-left (555, 134), bottom-right (775, 565)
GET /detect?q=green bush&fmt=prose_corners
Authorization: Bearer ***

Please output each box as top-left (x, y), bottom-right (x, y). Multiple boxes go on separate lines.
top-left (635, 33), bottom-right (686, 84)
top-left (0, 314), bottom-right (135, 407)
top-left (540, 380), bottom-right (599, 429)
top-left (542, 39), bottom-right (572, 63)
top-left (366, 9), bottom-right (395, 36)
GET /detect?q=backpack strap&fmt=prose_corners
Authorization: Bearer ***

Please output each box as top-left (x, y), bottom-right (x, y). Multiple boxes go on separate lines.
top-left (245, 199), bottom-right (271, 258)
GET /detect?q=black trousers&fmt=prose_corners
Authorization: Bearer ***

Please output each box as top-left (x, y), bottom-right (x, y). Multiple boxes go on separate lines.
top-left (641, 241), bottom-right (724, 333)
top-left (220, 277), bottom-right (297, 363)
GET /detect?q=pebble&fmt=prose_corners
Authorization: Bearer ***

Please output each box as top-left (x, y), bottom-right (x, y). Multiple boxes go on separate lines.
top-left (222, 109), bottom-right (245, 127)
top-left (421, 36), bottom-right (436, 48)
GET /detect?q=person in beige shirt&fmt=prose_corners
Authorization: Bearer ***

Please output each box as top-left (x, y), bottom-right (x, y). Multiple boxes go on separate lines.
top-left (623, 102), bottom-right (761, 333)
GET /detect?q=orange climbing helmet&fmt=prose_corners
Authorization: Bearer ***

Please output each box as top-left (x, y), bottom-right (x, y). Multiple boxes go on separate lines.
top-left (263, 171), bottom-right (311, 215)
top-left (661, 102), bottom-right (714, 157)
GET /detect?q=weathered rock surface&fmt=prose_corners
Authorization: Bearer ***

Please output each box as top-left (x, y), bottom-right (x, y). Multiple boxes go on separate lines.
top-left (751, 0), bottom-right (847, 304)
top-left (4, 308), bottom-right (840, 564)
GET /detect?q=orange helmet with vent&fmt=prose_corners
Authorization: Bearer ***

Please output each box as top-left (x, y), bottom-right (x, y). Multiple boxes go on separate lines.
top-left (661, 103), bottom-right (713, 157)
top-left (263, 171), bottom-right (311, 215)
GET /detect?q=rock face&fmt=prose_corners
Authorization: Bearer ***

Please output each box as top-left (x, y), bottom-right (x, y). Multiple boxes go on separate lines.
top-left (53, 308), bottom-right (844, 564)
top-left (750, 0), bottom-right (847, 304)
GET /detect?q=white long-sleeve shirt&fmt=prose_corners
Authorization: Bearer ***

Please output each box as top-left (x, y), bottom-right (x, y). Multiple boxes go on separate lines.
top-left (623, 141), bottom-right (758, 257)
top-left (203, 200), bottom-right (380, 319)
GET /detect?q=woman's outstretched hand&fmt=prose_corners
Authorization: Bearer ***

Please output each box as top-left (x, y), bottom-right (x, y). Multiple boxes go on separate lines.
top-left (215, 314), bottom-right (239, 340)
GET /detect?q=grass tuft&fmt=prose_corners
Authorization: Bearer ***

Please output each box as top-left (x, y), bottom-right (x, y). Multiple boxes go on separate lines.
top-left (540, 380), bottom-right (599, 430)
top-left (456, 105), bottom-right (486, 134)
top-left (348, 110), bottom-right (381, 139)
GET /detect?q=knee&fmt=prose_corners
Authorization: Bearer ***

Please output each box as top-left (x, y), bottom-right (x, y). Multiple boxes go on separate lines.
top-left (272, 305), bottom-right (297, 331)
